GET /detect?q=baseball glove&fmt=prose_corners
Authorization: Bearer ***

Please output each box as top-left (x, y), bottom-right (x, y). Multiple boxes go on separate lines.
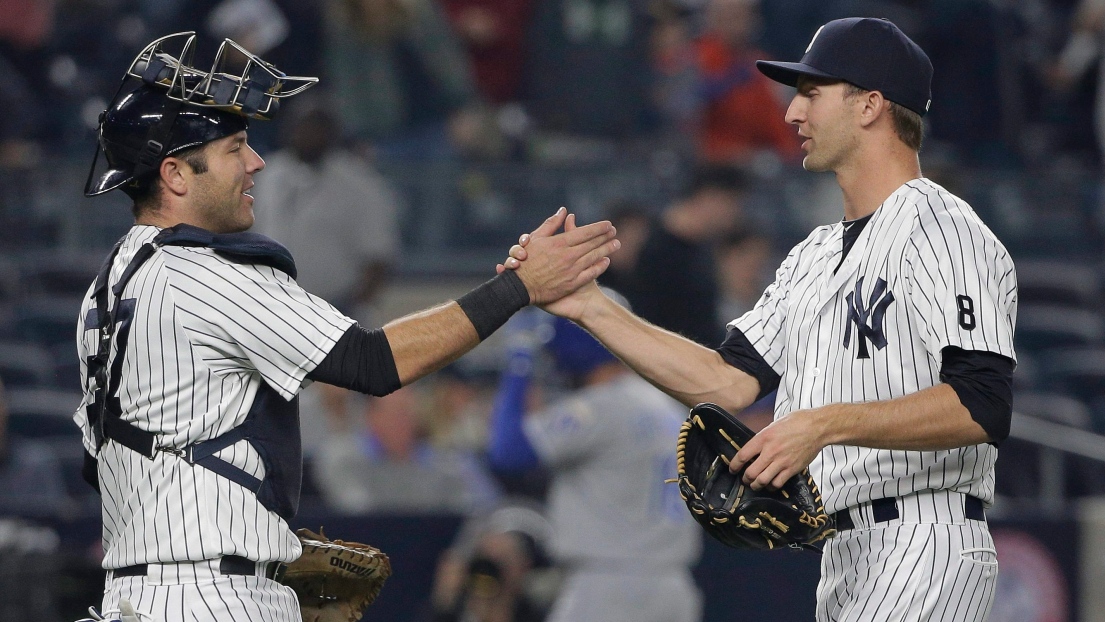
top-left (280, 528), bottom-right (392, 622)
top-left (674, 403), bottom-right (835, 551)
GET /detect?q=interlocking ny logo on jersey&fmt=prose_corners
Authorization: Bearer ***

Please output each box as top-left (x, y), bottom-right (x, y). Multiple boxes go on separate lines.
top-left (843, 276), bottom-right (895, 359)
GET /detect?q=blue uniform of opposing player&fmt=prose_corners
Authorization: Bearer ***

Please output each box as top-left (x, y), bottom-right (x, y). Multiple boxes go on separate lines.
top-left (488, 305), bottom-right (702, 622)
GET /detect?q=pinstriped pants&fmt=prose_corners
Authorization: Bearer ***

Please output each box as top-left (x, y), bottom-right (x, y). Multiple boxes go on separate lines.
top-left (102, 561), bottom-right (301, 622)
top-left (817, 492), bottom-right (998, 622)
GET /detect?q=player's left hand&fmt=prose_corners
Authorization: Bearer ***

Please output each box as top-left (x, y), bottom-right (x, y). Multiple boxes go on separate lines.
top-left (729, 406), bottom-right (829, 490)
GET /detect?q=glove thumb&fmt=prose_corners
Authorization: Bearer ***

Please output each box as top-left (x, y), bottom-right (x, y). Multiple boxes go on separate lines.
top-left (119, 598), bottom-right (141, 622)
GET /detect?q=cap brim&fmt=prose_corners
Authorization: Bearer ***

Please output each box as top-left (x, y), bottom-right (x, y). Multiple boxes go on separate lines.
top-left (756, 60), bottom-right (841, 87)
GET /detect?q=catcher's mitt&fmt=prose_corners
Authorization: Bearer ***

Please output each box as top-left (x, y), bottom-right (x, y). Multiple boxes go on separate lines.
top-left (674, 403), bottom-right (835, 551)
top-left (280, 528), bottom-right (392, 622)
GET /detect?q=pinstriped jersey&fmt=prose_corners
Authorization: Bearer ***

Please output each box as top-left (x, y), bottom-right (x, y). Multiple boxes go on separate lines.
top-left (73, 225), bottom-right (354, 569)
top-left (730, 178), bottom-right (1017, 514)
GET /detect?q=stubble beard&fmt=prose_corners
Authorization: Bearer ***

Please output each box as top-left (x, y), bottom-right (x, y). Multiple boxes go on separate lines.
top-left (802, 149), bottom-right (833, 173)
top-left (197, 185), bottom-right (253, 233)
top-left (802, 130), bottom-right (856, 174)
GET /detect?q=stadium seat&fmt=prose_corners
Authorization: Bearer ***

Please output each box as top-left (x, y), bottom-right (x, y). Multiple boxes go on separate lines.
top-left (6, 387), bottom-right (82, 438)
top-left (1002, 391), bottom-right (1104, 498)
top-left (18, 253), bottom-right (100, 298)
top-left (14, 296), bottom-right (83, 347)
top-left (1013, 391), bottom-right (1093, 429)
top-left (1015, 259), bottom-right (1102, 309)
top-left (1042, 346), bottom-right (1105, 415)
top-left (1014, 304), bottom-right (1104, 352)
top-left (0, 341), bottom-right (56, 387)
top-left (1012, 351), bottom-right (1039, 391)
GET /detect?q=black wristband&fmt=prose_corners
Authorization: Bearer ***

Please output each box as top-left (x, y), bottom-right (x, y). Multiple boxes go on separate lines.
top-left (456, 271), bottom-right (530, 340)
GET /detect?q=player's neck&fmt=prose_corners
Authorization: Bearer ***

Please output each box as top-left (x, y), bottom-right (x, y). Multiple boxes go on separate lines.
top-left (836, 147), bottom-right (921, 221)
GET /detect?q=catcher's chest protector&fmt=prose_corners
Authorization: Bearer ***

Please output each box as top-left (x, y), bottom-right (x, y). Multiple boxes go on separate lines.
top-left (86, 224), bottom-right (304, 519)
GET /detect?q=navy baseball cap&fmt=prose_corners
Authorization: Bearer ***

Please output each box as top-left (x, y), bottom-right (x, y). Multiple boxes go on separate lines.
top-left (756, 17), bottom-right (933, 116)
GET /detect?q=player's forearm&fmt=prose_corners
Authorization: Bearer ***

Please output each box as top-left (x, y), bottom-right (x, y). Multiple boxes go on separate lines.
top-left (383, 302), bottom-right (481, 385)
top-left (813, 383), bottom-right (990, 451)
top-left (386, 270), bottom-right (530, 385)
top-left (577, 295), bottom-right (759, 412)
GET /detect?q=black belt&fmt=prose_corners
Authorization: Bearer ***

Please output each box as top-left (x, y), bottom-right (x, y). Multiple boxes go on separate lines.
top-left (113, 555), bottom-right (282, 580)
top-left (832, 495), bottom-right (985, 531)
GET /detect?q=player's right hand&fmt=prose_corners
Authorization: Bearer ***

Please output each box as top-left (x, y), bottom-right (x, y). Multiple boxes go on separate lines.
top-left (500, 207), bottom-right (619, 306)
top-left (498, 210), bottom-right (611, 320)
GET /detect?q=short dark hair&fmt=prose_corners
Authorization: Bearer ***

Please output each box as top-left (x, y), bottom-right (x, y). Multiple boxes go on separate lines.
top-left (128, 145), bottom-right (210, 218)
top-left (843, 83), bottom-right (923, 151)
top-left (682, 164), bottom-right (749, 199)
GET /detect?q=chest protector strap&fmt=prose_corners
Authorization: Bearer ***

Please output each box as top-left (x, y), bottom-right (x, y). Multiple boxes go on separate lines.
top-left (85, 225), bottom-right (302, 520)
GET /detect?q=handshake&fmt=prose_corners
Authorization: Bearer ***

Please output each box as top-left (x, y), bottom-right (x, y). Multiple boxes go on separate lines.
top-left (495, 207), bottom-right (621, 320)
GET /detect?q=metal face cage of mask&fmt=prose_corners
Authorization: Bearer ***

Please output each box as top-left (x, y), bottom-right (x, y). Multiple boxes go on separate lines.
top-left (85, 31), bottom-right (318, 197)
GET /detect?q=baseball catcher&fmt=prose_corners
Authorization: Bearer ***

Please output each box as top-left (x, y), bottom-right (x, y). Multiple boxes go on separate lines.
top-left (674, 403), bottom-right (835, 550)
top-left (280, 528), bottom-right (393, 622)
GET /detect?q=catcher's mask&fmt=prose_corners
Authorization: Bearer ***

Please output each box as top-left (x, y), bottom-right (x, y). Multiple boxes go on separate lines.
top-left (85, 31), bottom-right (317, 198)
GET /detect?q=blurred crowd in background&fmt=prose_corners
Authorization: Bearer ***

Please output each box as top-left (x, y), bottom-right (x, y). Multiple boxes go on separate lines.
top-left (1, 0), bottom-right (1104, 168)
top-left (2, 0), bottom-right (1105, 620)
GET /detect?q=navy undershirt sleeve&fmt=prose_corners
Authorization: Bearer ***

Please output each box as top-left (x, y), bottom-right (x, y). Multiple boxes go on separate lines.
top-left (306, 323), bottom-right (402, 397)
top-left (715, 328), bottom-right (781, 402)
top-left (940, 346), bottom-right (1014, 444)
top-left (714, 331), bottom-right (1013, 444)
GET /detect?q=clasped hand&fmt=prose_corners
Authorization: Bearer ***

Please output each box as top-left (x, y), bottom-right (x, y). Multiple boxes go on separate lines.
top-left (498, 207), bottom-right (619, 313)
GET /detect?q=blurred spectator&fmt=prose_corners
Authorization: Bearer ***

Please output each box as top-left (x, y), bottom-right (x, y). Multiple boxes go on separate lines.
top-left (0, 0), bottom-right (54, 51)
top-left (596, 200), bottom-right (653, 301)
top-left (251, 95), bottom-right (402, 442)
top-left (323, 0), bottom-right (482, 158)
top-left (648, 0), bottom-right (699, 141)
top-left (917, 1), bottom-right (1010, 163)
top-left (428, 502), bottom-right (554, 622)
top-left (522, 0), bottom-right (655, 138)
top-left (251, 95), bottom-right (401, 324)
top-left (440, 0), bottom-right (536, 104)
top-left (714, 227), bottom-right (777, 430)
top-left (431, 531), bottom-right (548, 622)
top-left (205, 0), bottom-right (290, 58)
top-left (693, 0), bottom-right (800, 165)
top-left (425, 363), bottom-right (496, 455)
top-left (1050, 0), bottom-right (1105, 161)
top-left (627, 164), bottom-right (747, 345)
top-left (313, 385), bottom-right (500, 513)
top-left (757, 0), bottom-right (832, 61)
top-left (715, 228), bottom-right (772, 322)
top-left (487, 308), bottom-right (703, 622)
top-left (0, 52), bottom-right (41, 170)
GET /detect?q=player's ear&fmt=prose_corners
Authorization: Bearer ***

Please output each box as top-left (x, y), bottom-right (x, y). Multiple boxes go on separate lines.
top-left (857, 90), bottom-right (889, 128)
top-left (159, 156), bottom-right (189, 197)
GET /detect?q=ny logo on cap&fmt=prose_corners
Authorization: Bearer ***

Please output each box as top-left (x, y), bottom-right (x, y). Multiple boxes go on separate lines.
top-left (843, 276), bottom-right (895, 359)
top-left (806, 25), bottom-right (825, 54)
